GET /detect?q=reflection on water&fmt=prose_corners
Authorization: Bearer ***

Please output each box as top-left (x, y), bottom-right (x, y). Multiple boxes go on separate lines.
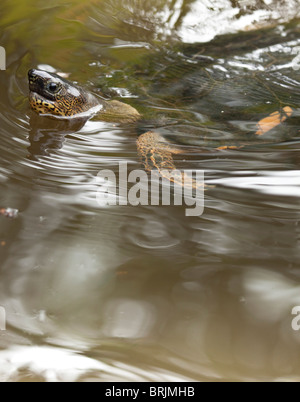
top-left (1, 0), bottom-right (300, 382)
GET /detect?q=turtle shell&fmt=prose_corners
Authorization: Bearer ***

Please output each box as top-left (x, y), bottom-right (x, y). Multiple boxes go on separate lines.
top-left (134, 24), bottom-right (300, 148)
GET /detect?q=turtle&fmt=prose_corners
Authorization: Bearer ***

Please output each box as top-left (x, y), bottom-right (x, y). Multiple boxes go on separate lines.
top-left (28, 68), bottom-right (194, 186)
top-left (27, 28), bottom-right (300, 186)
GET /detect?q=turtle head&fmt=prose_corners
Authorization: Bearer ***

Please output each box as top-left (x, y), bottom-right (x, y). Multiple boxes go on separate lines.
top-left (28, 69), bottom-right (99, 117)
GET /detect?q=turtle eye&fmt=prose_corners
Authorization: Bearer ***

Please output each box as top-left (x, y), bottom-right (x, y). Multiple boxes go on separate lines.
top-left (47, 82), bottom-right (60, 93)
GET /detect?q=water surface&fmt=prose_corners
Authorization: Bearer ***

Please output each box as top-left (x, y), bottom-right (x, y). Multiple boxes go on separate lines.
top-left (1, 0), bottom-right (300, 382)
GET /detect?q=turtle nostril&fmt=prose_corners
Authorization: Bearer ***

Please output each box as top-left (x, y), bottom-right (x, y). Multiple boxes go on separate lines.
top-left (28, 69), bottom-right (37, 79)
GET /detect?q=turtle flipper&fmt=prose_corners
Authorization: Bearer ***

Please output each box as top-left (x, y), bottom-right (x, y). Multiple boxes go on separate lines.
top-left (137, 131), bottom-right (203, 190)
top-left (137, 131), bottom-right (177, 172)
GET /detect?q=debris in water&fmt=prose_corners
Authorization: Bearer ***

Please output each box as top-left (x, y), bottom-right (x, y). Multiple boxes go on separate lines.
top-left (0, 208), bottom-right (19, 219)
top-left (256, 106), bottom-right (293, 136)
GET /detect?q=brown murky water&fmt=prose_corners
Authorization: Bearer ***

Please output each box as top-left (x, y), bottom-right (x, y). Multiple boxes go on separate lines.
top-left (1, 0), bottom-right (300, 382)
